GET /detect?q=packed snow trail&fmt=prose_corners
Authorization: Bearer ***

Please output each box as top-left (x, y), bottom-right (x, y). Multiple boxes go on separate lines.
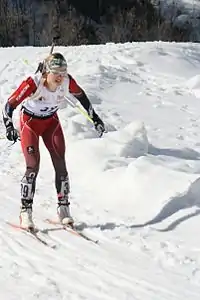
top-left (1, 42), bottom-right (200, 299)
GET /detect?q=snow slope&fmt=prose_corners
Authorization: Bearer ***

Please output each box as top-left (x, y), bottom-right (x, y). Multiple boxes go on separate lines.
top-left (1, 41), bottom-right (200, 299)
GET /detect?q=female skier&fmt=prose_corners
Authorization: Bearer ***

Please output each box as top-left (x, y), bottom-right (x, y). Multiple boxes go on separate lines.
top-left (2, 52), bottom-right (105, 230)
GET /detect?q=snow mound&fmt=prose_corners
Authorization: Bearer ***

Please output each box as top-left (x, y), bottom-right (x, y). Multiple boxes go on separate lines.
top-left (186, 74), bottom-right (200, 90)
top-left (107, 121), bottom-right (149, 158)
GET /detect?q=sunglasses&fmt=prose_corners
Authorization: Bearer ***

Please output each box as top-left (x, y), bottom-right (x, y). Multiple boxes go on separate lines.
top-left (50, 70), bottom-right (67, 76)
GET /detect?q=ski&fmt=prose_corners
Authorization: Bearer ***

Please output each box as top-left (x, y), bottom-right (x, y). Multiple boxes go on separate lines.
top-left (45, 219), bottom-right (99, 244)
top-left (6, 222), bottom-right (57, 249)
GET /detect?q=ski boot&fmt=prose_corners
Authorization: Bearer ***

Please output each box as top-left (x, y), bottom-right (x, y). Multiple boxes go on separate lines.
top-left (19, 206), bottom-right (35, 231)
top-left (57, 202), bottom-right (74, 226)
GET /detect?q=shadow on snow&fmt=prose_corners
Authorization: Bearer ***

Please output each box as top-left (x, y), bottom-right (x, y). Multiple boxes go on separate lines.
top-left (74, 177), bottom-right (200, 233)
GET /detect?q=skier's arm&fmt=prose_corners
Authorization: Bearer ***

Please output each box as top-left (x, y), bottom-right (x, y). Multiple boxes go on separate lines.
top-left (68, 74), bottom-right (92, 114)
top-left (2, 77), bottom-right (37, 141)
top-left (68, 74), bottom-right (105, 136)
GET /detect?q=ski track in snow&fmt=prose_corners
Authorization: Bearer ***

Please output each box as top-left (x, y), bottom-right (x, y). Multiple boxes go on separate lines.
top-left (1, 42), bottom-right (200, 299)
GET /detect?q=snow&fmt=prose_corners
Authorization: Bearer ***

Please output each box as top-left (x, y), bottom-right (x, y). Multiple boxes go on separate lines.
top-left (1, 41), bottom-right (200, 299)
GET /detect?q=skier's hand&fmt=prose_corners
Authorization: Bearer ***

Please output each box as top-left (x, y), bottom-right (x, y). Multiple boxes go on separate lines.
top-left (93, 115), bottom-right (105, 137)
top-left (6, 125), bottom-right (19, 142)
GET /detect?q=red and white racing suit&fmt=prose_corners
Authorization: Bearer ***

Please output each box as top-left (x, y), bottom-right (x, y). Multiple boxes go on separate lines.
top-left (3, 73), bottom-right (96, 207)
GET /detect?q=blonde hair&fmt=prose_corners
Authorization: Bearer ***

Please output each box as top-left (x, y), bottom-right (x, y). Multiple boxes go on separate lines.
top-left (42, 52), bottom-right (67, 75)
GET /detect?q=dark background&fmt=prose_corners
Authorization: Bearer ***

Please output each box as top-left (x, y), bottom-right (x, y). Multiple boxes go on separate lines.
top-left (0, 0), bottom-right (195, 47)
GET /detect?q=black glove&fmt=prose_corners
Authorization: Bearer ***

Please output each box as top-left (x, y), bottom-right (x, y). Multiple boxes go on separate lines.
top-left (6, 125), bottom-right (19, 142)
top-left (92, 113), bottom-right (105, 137)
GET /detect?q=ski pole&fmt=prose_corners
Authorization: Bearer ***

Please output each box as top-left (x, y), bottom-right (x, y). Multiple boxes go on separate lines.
top-left (64, 95), bottom-right (94, 124)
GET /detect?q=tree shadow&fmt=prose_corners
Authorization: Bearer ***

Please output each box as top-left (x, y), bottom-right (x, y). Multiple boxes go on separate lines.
top-left (130, 177), bottom-right (200, 230)
top-left (75, 177), bottom-right (200, 233)
top-left (40, 227), bottom-right (67, 234)
top-left (75, 222), bottom-right (119, 231)
top-left (155, 209), bottom-right (200, 232)
top-left (39, 222), bottom-right (122, 233)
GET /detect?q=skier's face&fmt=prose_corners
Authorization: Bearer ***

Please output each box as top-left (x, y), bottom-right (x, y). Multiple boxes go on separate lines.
top-left (47, 71), bottom-right (65, 87)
